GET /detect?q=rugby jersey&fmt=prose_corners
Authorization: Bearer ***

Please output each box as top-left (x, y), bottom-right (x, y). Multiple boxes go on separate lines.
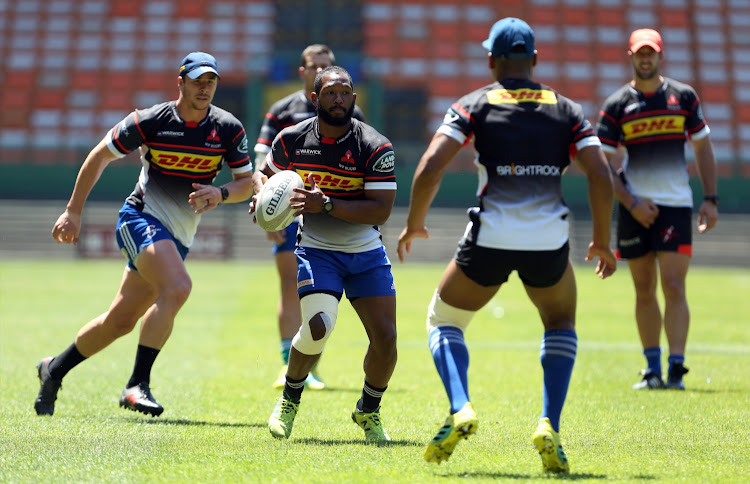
top-left (267, 117), bottom-right (396, 252)
top-left (438, 78), bottom-right (601, 251)
top-left (106, 101), bottom-right (251, 247)
top-left (596, 78), bottom-right (710, 207)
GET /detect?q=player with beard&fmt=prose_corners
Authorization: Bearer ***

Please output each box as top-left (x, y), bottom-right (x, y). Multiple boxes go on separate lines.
top-left (254, 45), bottom-right (365, 391)
top-left (250, 66), bottom-right (398, 442)
top-left (596, 29), bottom-right (719, 391)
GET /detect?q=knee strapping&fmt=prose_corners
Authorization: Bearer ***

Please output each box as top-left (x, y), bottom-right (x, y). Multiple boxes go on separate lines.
top-left (292, 293), bottom-right (339, 355)
top-left (426, 290), bottom-right (475, 334)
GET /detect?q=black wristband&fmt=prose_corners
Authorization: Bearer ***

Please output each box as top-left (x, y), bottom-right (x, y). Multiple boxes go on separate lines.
top-left (703, 195), bottom-right (719, 205)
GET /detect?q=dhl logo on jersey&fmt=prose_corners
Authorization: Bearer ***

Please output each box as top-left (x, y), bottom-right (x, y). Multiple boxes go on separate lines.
top-left (150, 148), bottom-right (222, 173)
top-left (297, 170), bottom-right (363, 192)
top-left (622, 115), bottom-right (685, 140)
top-left (487, 88), bottom-right (557, 105)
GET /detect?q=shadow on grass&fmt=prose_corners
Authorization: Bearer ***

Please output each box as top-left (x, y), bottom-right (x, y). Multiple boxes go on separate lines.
top-left (119, 417), bottom-right (263, 428)
top-left (301, 386), bottom-right (409, 394)
top-left (294, 437), bottom-right (423, 447)
top-left (434, 470), bottom-right (627, 480)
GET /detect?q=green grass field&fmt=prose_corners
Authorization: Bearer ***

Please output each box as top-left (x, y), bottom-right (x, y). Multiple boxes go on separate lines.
top-left (1, 259), bottom-right (749, 483)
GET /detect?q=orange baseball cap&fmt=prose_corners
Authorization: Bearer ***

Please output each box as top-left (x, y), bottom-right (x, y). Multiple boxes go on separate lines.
top-left (629, 29), bottom-right (663, 53)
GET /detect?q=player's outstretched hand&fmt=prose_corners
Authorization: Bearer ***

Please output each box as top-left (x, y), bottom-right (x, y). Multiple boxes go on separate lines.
top-left (397, 226), bottom-right (429, 263)
top-left (52, 210), bottom-right (82, 246)
top-left (585, 243), bottom-right (617, 279)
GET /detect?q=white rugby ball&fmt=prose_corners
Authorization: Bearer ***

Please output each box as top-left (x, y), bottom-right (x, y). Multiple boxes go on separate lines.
top-left (255, 170), bottom-right (305, 232)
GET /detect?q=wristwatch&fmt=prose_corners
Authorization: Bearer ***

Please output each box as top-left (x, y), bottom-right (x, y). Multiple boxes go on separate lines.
top-left (703, 195), bottom-right (719, 205)
top-left (322, 196), bottom-right (334, 214)
top-left (220, 186), bottom-right (229, 202)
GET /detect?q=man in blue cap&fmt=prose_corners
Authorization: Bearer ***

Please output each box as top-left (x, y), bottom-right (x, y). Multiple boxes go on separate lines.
top-left (34, 52), bottom-right (253, 418)
top-left (397, 17), bottom-right (616, 472)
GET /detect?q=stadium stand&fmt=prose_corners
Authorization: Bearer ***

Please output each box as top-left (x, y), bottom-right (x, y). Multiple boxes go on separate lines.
top-left (0, 0), bottom-right (275, 164)
top-left (359, 0), bottom-right (747, 175)
top-left (1, 0), bottom-right (748, 182)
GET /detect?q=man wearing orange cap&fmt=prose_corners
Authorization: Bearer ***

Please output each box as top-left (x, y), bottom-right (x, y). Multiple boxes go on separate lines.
top-left (596, 29), bottom-right (719, 391)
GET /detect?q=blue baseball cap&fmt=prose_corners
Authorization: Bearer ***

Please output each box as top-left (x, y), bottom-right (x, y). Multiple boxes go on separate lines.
top-left (179, 52), bottom-right (220, 79)
top-left (482, 17), bottom-right (536, 59)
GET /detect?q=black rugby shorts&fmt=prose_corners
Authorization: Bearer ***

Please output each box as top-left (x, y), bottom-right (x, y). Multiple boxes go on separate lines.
top-left (454, 229), bottom-right (570, 288)
top-left (616, 204), bottom-right (692, 259)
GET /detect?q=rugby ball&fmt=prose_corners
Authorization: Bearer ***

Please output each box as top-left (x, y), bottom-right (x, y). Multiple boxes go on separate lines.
top-left (255, 170), bottom-right (305, 232)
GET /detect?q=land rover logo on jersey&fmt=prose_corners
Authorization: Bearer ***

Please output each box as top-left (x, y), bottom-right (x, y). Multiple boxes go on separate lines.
top-left (487, 88), bottom-right (557, 104)
top-left (238, 135), bottom-right (248, 153)
top-left (443, 112), bottom-right (460, 124)
top-left (372, 152), bottom-right (395, 173)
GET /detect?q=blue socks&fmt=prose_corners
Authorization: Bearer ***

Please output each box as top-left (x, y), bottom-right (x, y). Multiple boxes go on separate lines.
top-left (430, 326), bottom-right (578, 432)
top-left (644, 347), bottom-right (662, 376)
top-left (667, 353), bottom-right (684, 374)
top-left (540, 330), bottom-right (577, 433)
top-left (429, 326), bottom-right (470, 414)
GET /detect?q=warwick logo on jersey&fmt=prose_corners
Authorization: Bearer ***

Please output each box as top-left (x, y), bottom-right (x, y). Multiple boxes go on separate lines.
top-left (487, 88), bottom-right (557, 105)
top-left (296, 149), bottom-right (322, 156)
top-left (496, 163), bottom-right (561, 176)
top-left (622, 115), bottom-right (685, 141)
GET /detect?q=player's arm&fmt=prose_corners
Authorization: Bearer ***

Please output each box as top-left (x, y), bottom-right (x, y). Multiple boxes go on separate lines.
top-left (251, 159), bottom-right (274, 200)
top-left (691, 134), bottom-right (719, 233)
top-left (52, 137), bottom-right (119, 245)
top-left (574, 145), bottom-right (617, 278)
top-left (294, 174), bottom-right (396, 225)
top-left (397, 132), bottom-right (462, 262)
top-left (254, 152), bottom-right (267, 173)
top-left (602, 149), bottom-right (636, 209)
top-left (602, 149), bottom-right (658, 228)
top-left (326, 187), bottom-right (396, 226)
top-left (223, 170), bottom-right (254, 203)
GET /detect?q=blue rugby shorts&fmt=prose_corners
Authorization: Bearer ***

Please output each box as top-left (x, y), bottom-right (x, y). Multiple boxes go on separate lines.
top-left (272, 219), bottom-right (299, 255)
top-left (295, 245), bottom-right (395, 300)
top-left (115, 203), bottom-right (188, 271)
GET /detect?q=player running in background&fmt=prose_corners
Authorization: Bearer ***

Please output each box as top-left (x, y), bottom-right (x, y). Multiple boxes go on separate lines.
top-left (397, 18), bottom-right (616, 473)
top-left (596, 29), bottom-right (719, 391)
top-left (34, 52), bottom-right (253, 417)
top-left (254, 44), bottom-right (365, 390)
top-left (251, 66), bottom-right (397, 442)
